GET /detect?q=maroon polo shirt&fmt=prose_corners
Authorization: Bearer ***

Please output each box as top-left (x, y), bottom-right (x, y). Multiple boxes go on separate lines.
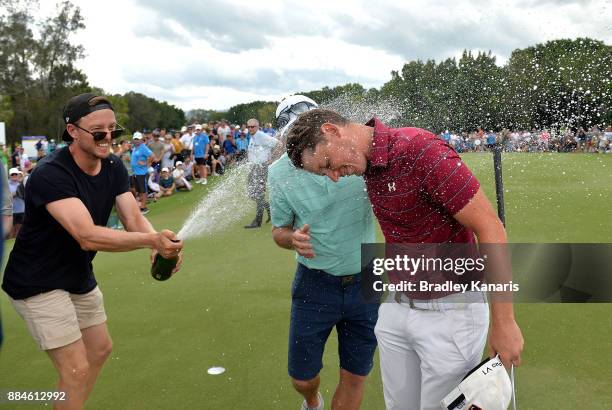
top-left (363, 117), bottom-right (482, 298)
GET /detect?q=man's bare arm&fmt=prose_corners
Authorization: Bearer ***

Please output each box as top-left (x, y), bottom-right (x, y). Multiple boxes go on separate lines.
top-left (115, 192), bottom-right (155, 234)
top-left (46, 197), bottom-right (181, 259)
top-left (454, 187), bottom-right (524, 367)
top-left (272, 224), bottom-right (314, 258)
top-left (3, 215), bottom-right (12, 237)
top-left (272, 225), bottom-right (294, 250)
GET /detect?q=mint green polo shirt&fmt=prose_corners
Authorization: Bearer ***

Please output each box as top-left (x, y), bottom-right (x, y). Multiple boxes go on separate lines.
top-left (268, 154), bottom-right (376, 276)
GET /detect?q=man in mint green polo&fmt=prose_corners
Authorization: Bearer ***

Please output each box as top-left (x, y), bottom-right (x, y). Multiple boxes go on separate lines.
top-left (269, 96), bottom-right (379, 410)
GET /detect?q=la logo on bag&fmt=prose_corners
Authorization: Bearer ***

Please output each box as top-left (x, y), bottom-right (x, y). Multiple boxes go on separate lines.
top-left (388, 182), bottom-right (396, 192)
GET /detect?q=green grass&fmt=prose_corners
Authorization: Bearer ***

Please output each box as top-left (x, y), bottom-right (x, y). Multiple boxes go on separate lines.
top-left (1, 153), bottom-right (611, 409)
top-left (466, 153), bottom-right (612, 243)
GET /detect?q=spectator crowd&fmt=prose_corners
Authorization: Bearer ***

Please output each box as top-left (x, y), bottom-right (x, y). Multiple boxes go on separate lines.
top-left (115, 120), bottom-right (276, 214)
top-left (440, 125), bottom-right (612, 153)
top-left (2, 119), bottom-right (610, 235)
top-left (1, 120), bottom-right (278, 229)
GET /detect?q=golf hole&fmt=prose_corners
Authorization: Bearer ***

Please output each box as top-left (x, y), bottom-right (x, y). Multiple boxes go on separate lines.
top-left (207, 367), bottom-right (226, 375)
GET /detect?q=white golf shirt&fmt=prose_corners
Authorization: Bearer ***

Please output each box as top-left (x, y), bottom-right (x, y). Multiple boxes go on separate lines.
top-left (180, 133), bottom-right (194, 150)
top-left (247, 130), bottom-right (278, 165)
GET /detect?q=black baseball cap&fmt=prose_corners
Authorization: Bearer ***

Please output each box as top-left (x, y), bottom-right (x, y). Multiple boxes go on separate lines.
top-left (62, 93), bottom-right (115, 141)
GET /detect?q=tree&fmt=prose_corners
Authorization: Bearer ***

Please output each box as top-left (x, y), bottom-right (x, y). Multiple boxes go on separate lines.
top-left (0, 3), bottom-right (36, 141)
top-left (34, 1), bottom-right (88, 139)
top-left (504, 38), bottom-right (612, 130)
top-left (106, 94), bottom-right (129, 130)
top-left (157, 100), bottom-right (185, 130)
top-left (186, 109), bottom-right (225, 124)
top-left (302, 83), bottom-right (366, 105)
top-left (125, 92), bottom-right (159, 132)
top-left (0, 94), bottom-right (14, 125)
top-left (73, 37), bottom-right (612, 135)
top-left (0, 0), bottom-right (87, 142)
top-left (35, 1), bottom-right (85, 99)
top-left (453, 51), bottom-right (504, 132)
top-left (123, 91), bottom-right (185, 131)
top-left (226, 100), bottom-right (277, 125)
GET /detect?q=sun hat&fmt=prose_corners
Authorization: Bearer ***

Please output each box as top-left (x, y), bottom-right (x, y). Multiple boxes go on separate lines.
top-left (441, 356), bottom-right (513, 410)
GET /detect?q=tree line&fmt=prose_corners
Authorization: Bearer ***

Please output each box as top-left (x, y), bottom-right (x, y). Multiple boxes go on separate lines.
top-left (220, 39), bottom-right (611, 133)
top-left (379, 38), bottom-right (611, 133)
top-left (1, 0), bottom-right (610, 144)
top-left (0, 1), bottom-right (185, 144)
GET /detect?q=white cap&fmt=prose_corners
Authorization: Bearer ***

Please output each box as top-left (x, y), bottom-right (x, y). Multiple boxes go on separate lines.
top-left (195, 124), bottom-right (202, 130)
top-left (441, 356), bottom-right (512, 410)
top-left (9, 167), bottom-right (21, 175)
top-left (180, 126), bottom-right (187, 133)
top-left (214, 144), bottom-right (220, 150)
top-left (235, 125), bottom-right (240, 129)
top-left (133, 131), bottom-right (143, 140)
top-left (175, 161), bottom-right (183, 166)
top-left (161, 167), bottom-right (169, 173)
top-left (276, 94), bottom-right (318, 138)
top-left (276, 94), bottom-right (318, 119)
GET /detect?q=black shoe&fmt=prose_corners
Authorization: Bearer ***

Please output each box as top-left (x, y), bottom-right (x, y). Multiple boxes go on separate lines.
top-left (244, 220), bottom-right (261, 229)
top-left (265, 213), bottom-right (271, 223)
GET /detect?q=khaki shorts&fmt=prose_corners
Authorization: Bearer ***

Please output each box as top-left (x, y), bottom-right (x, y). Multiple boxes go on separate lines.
top-left (10, 286), bottom-right (107, 351)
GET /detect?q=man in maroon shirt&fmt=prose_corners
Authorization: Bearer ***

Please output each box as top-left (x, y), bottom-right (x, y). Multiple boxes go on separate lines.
top-left (286, 109), bottom-right (523, 410)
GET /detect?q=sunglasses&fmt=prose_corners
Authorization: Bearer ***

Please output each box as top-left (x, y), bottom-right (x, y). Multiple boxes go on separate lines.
top-left (72, 123), bottom-right (124, 141)
top-left (247, 125), bottom-right (257, 129)
top-left (276, 102), bottom-right (317, 129)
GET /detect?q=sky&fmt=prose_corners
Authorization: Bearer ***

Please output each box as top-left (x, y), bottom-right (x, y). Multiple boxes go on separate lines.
top-left (38, 0), bottom-right (612, 112)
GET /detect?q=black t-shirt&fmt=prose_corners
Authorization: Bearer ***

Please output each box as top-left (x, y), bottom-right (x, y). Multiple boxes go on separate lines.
top-left (2, 147), bottom-right (129, 299)
top-left (11, 151), bottom-right (19, 168)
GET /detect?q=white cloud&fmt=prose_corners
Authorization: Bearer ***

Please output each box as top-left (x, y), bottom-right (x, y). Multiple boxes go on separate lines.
top-left (37, 0), bottom-right (612, 111)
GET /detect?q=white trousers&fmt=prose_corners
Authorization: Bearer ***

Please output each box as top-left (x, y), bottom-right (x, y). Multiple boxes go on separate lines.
top-left (375, 297), bottom-right (489, 410)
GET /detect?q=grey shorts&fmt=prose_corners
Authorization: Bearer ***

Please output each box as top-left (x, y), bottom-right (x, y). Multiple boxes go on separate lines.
top-left (9, 286), bottom-right (107, 350)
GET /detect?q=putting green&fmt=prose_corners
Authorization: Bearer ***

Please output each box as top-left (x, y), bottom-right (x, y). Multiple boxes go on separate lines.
top-left (1, 153), bottom-right (611, 409)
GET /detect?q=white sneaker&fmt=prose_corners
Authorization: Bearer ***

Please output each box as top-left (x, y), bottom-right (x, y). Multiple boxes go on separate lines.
top-left (201, 178), bottom-right (207, 185)
top-left (212, 172), bottom-right (220, 176)
top-left (301, 392), bottom-right (323, 410)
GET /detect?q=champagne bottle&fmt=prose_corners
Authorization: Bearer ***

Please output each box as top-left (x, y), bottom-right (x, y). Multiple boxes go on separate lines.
top-left (151, 239), bottom-right (180, 281)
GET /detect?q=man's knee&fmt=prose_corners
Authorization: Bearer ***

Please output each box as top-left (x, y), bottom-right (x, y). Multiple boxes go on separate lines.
top-left (291, 376), bottom-right (319, 392)
top-left (59, 360), bottom-right (91, 387)
top-left (89, 340), bottom-right (113, 365)
top-left (339, 369), bottom-right (367, 390)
